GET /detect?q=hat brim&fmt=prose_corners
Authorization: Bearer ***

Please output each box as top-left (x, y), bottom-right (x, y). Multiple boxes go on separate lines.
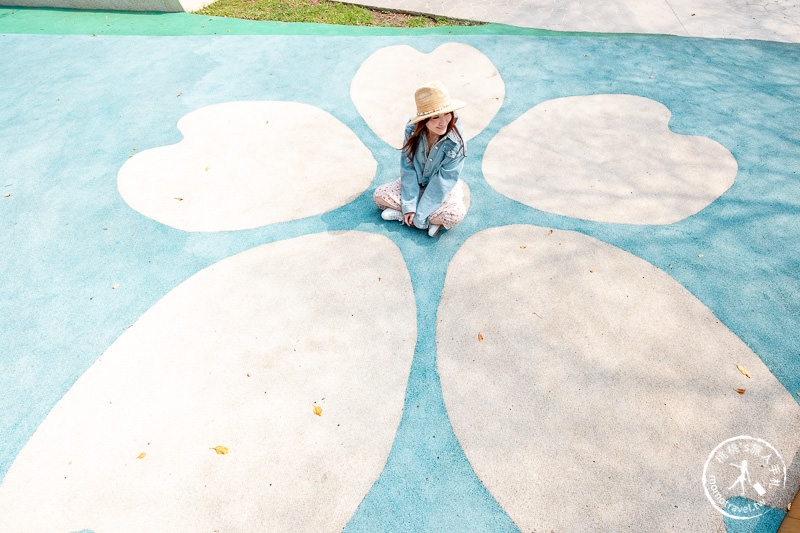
top-left (408, 100), bottom-right (466, 124)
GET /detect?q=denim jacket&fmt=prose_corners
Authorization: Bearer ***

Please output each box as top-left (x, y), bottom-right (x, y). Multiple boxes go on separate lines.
top-left (400, 119), bottom-right (466, 229)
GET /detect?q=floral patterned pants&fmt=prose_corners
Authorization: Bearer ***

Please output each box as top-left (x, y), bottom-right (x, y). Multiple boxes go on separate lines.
top-left (373, 178), bottom-right (469, 229)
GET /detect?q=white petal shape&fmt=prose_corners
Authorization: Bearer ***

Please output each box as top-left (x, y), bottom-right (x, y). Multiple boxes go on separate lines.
top-left (0, 232), bottom-right (415, 533)
top-left (483, 95), bottom-right (737, 224)
top-left (118, 102), bottom-right (376, 232)
top-left (438, 225), bottom-right (800, 531)
top-left (350, 43), bottom-right (504, 148)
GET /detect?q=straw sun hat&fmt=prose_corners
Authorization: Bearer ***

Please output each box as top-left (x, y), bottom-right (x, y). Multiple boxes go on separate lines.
top-left (409, 80), bottom-right (466, 124)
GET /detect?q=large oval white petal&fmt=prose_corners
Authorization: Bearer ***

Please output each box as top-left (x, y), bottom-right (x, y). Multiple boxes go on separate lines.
top-left (0, 231), bottom-right (415, 533)
top-left (483, 95), bottom-right (737, 224)
top-left (437, 225), bottom-right (800, 531)
top-left (118, 102), bottom-right (376, 232)
top-left (351, 43), bottom-right (504, 148)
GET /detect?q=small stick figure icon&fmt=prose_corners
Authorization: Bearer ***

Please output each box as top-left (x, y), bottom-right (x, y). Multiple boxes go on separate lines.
top-left (728, 460), bottom-right (752, 496)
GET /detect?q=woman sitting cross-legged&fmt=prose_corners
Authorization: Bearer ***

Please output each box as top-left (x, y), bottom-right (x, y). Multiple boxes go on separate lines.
top-left (374, 80), bottom-right (469, 237)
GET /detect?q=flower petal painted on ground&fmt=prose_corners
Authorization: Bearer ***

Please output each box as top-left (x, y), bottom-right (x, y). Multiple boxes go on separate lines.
top-left (483, 95), bottom-right (737, 224)
top-left (437, 225), bottom-right (800, 531)
top-left (350, 43), bottom-right (504, 149)
top-left (0, 232), bottom-right (415, 533)
top-left (118, 102), bottom-right (376, 232)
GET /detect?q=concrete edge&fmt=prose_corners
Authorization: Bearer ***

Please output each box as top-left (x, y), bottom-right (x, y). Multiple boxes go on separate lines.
top-left (0, 0), bottom-right (216, 12)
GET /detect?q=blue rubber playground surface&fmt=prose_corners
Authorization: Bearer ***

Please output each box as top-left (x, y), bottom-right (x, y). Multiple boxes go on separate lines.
top-left (1, 7), bottom-right (799, 532)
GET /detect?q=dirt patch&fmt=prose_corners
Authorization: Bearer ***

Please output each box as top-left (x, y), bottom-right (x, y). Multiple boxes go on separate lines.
top-left (371, 10), bottom-right (416, 27)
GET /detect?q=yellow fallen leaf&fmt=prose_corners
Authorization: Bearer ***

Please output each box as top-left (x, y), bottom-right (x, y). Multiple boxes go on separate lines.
top-left (137, 452), bottom-right (146, 459)
top-left (313, 405), bottom-right (322, 416)
top-left (112, 283), bottom-right (120, 289)
top-left (205, 166), bottom-right (210, 171)
top-left (520, 245), bottom-right (526, 249)
top-left (3, 194), bottom-right (9, 198)
top-left (734, 388), bottom-right (745, 395)
top-left (737, 364), bottom-right (752, 378)
top-left (174, 197), bottom-right (183, 201)
top-left (698, 254), bottom-right (704, 258)
top-left (788, 502), bottom-right (791, 511)
top-left (211, 445), bottom-right (228, 455)
top-left (478, 332), bottom-right (483, 342)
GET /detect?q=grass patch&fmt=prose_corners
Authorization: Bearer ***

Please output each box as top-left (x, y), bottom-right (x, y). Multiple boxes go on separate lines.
top-left (196, 0), bottom-right (482, 27)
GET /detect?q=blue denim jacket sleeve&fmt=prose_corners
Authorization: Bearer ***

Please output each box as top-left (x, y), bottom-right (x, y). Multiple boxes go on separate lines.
top-left (400, 123), bottom-right (420, 214)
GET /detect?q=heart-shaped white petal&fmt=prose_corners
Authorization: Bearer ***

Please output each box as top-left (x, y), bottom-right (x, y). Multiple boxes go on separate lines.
top-left (0, 232), bottom-right (415, 533)
top-left (351, 43), bottom-right (505, 148)
top-left (483, 95), bottom-right (737, 224)
top-left (118, 102), bottom-right (376, 232)
top-left (438, 225), bottom-right (800, 531)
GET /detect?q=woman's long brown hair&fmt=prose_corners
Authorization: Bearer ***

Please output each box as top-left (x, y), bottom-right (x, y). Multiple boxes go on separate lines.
top-left (401, 114), bottom-right (464, 164)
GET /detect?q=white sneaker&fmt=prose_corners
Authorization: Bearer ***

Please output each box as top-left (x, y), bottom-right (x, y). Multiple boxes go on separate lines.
top-left (381, 208), bottom-right (403, 221)
top-left (428, 224), bottom-right (442, 237)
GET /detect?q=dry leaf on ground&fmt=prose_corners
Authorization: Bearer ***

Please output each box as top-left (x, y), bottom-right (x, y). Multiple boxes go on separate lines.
top-left (211, 445), bottom-right (228, 455)
top-left (737, 364), bottom-right (752, 378)
top-left (137, 452), bottom-right (146, 459)
top-left (734, 389), bottom-right (745, 395)
top-left (313, 405), bottom-right (322, 416)
top-left (478, 332), bottom-right (483, 342)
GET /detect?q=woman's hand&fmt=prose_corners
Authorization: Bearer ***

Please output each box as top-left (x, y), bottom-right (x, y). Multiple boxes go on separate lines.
top-left (403, 212), bottom-right (415, 226)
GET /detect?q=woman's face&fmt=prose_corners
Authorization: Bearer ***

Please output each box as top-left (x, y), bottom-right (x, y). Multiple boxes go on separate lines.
top-left (425, 113), bottom-right (452, 137)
